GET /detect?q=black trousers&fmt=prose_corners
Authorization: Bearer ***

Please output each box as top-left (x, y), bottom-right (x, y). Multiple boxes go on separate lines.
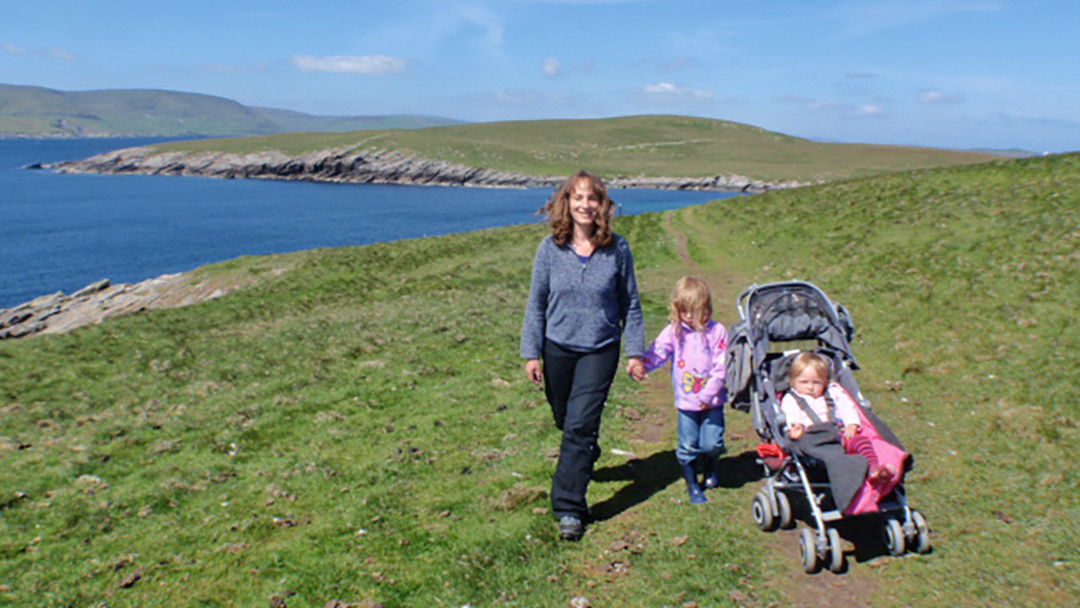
top-left (542, 340), bottom-right (621, 520)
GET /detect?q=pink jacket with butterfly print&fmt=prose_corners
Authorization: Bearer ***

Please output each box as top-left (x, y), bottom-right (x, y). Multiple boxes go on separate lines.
top-left (642, 319), bottom-right (728, 411)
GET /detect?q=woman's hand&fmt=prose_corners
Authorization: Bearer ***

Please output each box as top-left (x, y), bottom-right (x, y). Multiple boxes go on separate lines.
top-left (843, 424), bottom-right (859, 440)
top-left (627, 357), bottom-right (645, 381)
top-left (525, 359), bottom-right (544, 386)
top-left (788, 423), bottom-right (805, 440)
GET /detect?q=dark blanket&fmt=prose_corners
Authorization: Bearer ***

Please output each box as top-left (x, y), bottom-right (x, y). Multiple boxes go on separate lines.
top-left (789, 423), bottom-right (868, 513)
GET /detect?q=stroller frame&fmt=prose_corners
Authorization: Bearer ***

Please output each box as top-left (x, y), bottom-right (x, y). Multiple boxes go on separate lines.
top-left (729, 281), bottom-right (931, 573)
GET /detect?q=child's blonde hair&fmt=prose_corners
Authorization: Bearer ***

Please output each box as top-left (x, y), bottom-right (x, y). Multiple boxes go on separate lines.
top-left (669, 276), bottom-right (713, 337)
top-left (789, 351), bottom-right (832, 382)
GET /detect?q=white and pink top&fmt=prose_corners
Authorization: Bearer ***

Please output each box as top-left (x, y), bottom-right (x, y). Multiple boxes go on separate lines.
top-left (643, 320), bottom-right (728, 411)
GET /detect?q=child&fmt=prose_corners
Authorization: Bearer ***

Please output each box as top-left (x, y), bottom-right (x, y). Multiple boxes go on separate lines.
top-left (780, 351), bottom-right (895, 499)
top-left (635, 276), bottom-right (728, 504)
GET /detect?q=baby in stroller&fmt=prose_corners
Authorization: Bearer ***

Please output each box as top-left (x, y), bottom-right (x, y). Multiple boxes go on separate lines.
top-left (781, 350), bottom-right (902, 514)
top-left (781, 352), bottom-right (898, 505)
top-left (726, 280), bottom-right (930, 573)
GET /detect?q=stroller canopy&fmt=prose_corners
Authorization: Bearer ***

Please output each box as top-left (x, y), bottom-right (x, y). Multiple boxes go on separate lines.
top-left (726, 281), bottom-right (858, 411)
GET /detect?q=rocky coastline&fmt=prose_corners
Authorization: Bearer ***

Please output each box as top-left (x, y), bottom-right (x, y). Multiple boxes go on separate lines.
top-left (41, 145), bottom-right (807, 191)
top-left (8, 145), bottom-right (805, 339)
top-left (0, 272), bottom-right (251, 340)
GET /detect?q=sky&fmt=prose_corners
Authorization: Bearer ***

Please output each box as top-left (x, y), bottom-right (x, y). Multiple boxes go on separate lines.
top-left (2, 0), bottom-right (1079, 153)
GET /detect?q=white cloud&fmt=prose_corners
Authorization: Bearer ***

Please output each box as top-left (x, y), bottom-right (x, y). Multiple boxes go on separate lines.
top-left (2, 42), bottom-right (76, 59)
top-left (775, 95), bottom-right (885, 117)
top-left (1, 42), bottom-right (28, 55)
top-left (642, 82), bottom-right (714, 100)
top-left (543, 58), bottom-right (561, 77)
top-left (458, 5), bottom-right (505, 47)
top-left (292, 55), bottom-right (408, 75)
top-left (45, 47), bottom-right (77, 60)
top-left (919, 90), bottom-right (965, 104)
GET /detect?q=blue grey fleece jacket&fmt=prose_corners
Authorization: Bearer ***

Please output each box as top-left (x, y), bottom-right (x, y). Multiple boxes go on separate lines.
top-left (521, 234), bottom-right (646, 359)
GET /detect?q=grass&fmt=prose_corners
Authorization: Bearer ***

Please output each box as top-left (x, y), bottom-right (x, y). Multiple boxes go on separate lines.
top-left (149, 115), bottom-right (1004, 183)
top-left (1, 153), bottom-right (1078, 607)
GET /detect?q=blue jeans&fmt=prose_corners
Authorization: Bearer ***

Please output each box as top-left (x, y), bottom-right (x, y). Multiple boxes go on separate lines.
top-left (676, 407), bottom-right (726, 465)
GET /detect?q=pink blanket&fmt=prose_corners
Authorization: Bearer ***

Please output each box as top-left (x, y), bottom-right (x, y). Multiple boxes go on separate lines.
top-left (843, 406), bottom-right (909, 515)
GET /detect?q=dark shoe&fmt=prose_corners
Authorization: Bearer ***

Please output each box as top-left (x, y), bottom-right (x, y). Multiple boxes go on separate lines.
top-left (702, 456), bottom-right (720, 490)
top-left (680, 461), bottom-right (707, 504)
top-left (559, 516), bottom-right (585, 541)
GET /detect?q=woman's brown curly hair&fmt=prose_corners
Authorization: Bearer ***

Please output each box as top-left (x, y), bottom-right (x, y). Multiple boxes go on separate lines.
top-left (542, 170), bottom-right (616, 247)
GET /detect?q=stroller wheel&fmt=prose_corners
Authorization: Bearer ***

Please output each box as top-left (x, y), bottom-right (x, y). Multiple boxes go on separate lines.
top-left (911, 510), bottom-right (932, 554)
top-left (752, 491), bottom-right (777, 532)
top-left (776, 491), bottom-right (794, 530)
top-left (798, 527), bottom-right (822, 574)
top-left (826, 528), bottom-right (846, 573)
top-left (884, 518), bottom-right (906, 556)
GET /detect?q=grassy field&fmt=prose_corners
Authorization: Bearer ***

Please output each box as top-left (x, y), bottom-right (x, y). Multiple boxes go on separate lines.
top-left (151, 114), bottom-right (1004, 183)
top-left (0, 153), bottom-right (1077, 607)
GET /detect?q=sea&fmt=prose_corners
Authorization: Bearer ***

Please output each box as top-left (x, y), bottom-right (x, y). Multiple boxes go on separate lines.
top-left (0, 138), bottom-right (744, 310)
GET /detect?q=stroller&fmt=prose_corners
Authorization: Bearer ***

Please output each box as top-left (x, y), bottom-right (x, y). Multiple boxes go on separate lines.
top-left (725, 281), bottom-right (931, 573)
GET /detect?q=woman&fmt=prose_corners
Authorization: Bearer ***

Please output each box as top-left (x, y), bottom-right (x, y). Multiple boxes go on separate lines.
top-left (521, 170), bottom-right (646, 541)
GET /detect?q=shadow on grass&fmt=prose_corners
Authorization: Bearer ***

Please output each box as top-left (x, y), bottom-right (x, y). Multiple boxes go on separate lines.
top-left (715, 449), bottom-right (765, 489)
top-left (782, 492), bottom-right (913, 565)
top-left (589, 449), bottom-right (764, 522)
top-left (590, 450), bottom-right (680, 522)
top-left (835, 516), bottom-right (893, 563)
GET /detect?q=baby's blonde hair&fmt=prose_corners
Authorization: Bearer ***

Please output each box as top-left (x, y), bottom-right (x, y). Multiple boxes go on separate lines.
top-left (669, 276), bottom-right (712, 337)
top-left (789, 351), bottom-right (832, 382)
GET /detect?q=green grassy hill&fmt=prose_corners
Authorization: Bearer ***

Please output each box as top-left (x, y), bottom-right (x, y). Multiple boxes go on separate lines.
top-left (0, 154), bottom-right (1076, 607)
top-left (0, 84), bottom-right (462, 138)
top-left (153, 114), bottom-right (1005, 183)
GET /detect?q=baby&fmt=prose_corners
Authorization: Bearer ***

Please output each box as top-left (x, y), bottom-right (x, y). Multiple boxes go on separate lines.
top-left (781, 351), bottom-right (894, 483)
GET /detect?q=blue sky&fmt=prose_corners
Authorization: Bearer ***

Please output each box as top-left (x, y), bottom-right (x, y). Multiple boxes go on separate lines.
top-left (2, 0), bottom-right (1078, 152)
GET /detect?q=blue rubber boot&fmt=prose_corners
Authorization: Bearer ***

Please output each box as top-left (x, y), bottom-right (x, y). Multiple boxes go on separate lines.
top-left (680, 461), bottom-right (707, 504)
top-left (702, 456), bottom-right (720, 490)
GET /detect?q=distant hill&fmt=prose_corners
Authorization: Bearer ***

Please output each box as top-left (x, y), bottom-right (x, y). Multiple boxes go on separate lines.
top-left (142, 114), bottom-right (1008, 183)
top-left (967, 148), bottom-right (1037, 158)
top-left (0, 84), bottom-right (464, 138)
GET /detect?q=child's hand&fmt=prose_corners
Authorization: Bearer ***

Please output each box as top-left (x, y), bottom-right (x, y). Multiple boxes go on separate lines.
top-left (788, 423), bottom-right (805, 440)
top-left (843, 424), bottom-right (859, 440)
top-left (627, 357), bottom-right (646, 381)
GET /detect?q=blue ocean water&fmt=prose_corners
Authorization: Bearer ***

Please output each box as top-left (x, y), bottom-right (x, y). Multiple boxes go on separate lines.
top-left (0, 138), bottom-right (742, 309)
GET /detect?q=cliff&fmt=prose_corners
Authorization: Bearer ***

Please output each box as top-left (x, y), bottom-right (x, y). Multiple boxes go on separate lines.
top-left (44, 146), bottom-right (806, 191)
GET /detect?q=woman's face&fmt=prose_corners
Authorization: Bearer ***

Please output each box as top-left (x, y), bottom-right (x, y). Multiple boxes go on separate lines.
top-left (792, 367), bottom-right (828, 398)
top-left (569, 179), bottom-right (601, 232)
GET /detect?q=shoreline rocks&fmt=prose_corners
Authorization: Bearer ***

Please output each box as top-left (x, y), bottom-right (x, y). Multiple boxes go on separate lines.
top-left (43, 146), bottom-right (807, 192)
top-left (0, 273), bottom-right (242, 340)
